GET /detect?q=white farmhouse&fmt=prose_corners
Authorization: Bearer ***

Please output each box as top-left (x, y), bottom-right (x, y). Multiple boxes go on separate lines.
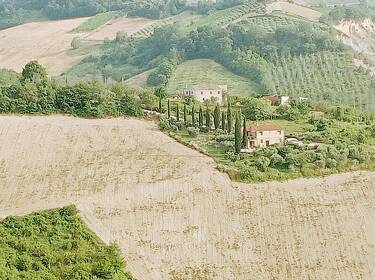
top-left (182, 85), bottom-right (226, 104)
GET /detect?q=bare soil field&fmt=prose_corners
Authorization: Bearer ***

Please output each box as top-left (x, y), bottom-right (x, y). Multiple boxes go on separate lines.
top-left (0, 16), bottom-right (159, 75)
top-left (84, 17), bottom-right (159, 41)
top-left (266, 1), bottom-right (322, 21)
top-left (0, 18), bottom-right (88, 76)
top-left (1, 115), bottom-right (375, 279)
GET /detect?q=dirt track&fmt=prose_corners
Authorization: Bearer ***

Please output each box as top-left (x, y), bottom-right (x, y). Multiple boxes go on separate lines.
top-left (1, 115), bottom-right (375, 279)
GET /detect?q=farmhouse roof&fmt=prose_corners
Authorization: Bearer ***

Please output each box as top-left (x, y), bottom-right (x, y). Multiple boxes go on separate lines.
top-left (247, 123), bottom-right (283, 132)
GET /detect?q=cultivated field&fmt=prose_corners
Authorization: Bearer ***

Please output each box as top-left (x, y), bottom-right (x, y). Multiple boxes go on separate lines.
top-left (167, 59), bottom-right (258, 96)
top-left (1, 115), bottom-right (375, 279)
top-left (266, 1), bottom-right (322, 21)
top-left (0, 18), bottom-right (88, 76)
top-left (84, 16), bottom-right (159, 41)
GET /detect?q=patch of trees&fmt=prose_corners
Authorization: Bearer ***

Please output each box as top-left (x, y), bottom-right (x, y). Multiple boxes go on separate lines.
top-left (321, 4), bottom-right (375, 23)
top-left (0, 206), bottom-right (133, 279)
top-left (0, 61), bottom-right (145, 117)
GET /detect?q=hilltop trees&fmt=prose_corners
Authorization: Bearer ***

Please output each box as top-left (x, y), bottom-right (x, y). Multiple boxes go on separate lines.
top-left (21, 61), bottom-right (47, 84)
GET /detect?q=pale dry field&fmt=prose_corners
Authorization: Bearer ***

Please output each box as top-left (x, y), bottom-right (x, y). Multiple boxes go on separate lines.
top-left (84, 17), bottom-right (159, 41)
top-left (266, 1), bottom-right (322, 21)
top-left (1, 115), bottom-right (375, 279)
top-left (0, 18), bottom-right (88, 76)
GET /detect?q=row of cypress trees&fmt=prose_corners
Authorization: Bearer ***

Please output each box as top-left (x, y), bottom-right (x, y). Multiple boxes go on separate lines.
top-left (165, 100), bottom-right (247, 154)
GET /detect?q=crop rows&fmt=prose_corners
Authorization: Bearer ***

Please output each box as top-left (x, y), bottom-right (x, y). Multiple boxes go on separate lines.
top-left (269, 51), bottom-right (375, 112)
top-left (216, 1), bottom-right (266, 26)
top-left (132, 17), bottom-right (174, 37)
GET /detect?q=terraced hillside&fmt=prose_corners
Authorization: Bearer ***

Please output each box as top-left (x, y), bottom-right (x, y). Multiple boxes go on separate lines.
top-left (166, 59), bottom-right (258, 95)
top-left (1, 115), bottom-right (375, 279)
top-left (269, 51), bottom-right (375, 111)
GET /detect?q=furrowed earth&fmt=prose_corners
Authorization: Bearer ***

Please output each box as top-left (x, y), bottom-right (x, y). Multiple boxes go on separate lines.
top-left (1, 115), bottom-right (375, 279)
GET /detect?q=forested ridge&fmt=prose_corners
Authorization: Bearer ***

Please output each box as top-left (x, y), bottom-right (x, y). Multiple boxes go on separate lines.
top-left (0, 0), bottom-right (186, 29)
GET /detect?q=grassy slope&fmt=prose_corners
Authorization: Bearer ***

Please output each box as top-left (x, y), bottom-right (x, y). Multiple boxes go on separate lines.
top-left (0, 206), bottom-right (133, 279)
top-left (167, 59), bottom-right (259, 96)
top-left (73, 12), bottom-right (117, 32)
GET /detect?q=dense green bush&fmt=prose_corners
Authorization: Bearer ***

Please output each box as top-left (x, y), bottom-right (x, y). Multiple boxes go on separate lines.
top-left (0, 206), bottom-right (133, 279)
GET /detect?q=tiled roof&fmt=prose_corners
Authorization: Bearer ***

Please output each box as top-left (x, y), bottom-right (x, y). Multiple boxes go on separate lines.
top-left (247, 123), bottom-right (283, 132)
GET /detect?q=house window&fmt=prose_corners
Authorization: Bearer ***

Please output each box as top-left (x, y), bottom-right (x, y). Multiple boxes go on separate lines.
top-left (210, 91), bottom-right (212, 95)
top-left (218, 91), bottom-right (220, 94)
top-left (278, 131), bottom-right (281, 134)
top-left (261, 140), bottom-right (263, 143)
top-left (259, 132), bottom-right (263, 136)
top-left (201, 91), bottom-right (203, 94)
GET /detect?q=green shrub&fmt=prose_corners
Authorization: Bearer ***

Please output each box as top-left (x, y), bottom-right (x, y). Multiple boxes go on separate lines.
top-left (187, 127), bottom-right (199, 137)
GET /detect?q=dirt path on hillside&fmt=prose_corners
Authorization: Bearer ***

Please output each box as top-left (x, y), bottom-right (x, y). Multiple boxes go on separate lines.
top-left (266, 1), bottom-right (321, 21)
top-left (0, 116), bottom-right (375, 279)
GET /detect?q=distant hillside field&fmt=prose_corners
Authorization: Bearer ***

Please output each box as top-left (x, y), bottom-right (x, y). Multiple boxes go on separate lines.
top-left (166, 59), bottom-right (258, 96)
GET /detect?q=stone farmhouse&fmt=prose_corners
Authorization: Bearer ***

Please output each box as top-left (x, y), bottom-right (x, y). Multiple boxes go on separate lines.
top-left (243, 123), bottom-right (285, 149)
top-left (182, 85), bottom-right (227, 104)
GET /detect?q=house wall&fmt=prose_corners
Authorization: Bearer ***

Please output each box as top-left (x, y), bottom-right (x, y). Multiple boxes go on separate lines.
top-left (247, 130), bottom-right (284, 148)
top-left (194, 89), bottom-right (222, 103)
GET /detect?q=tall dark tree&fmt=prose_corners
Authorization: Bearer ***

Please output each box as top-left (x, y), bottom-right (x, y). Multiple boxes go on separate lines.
top-left (242, 117), bottom-right (247, 148)
top-left (167, 99), bottom-right (170, 119)
top-left (205, 107), bottom-right (211, 130)
top-left (199, 107), bottom-right (203, 127)
top-left (227, 102), bottom-right (233, 133)
top-left (154, 86), bottom-right (167, 99)
top-left (192, 105), bottom-right (196, 126)
top-left (213, 104), bottom-right (220, 130)
top-left (221, 111), bottom-right (226, 131)
top-left (176, 103), bottom-right (180, 121)
top-left (183, 103), bottom-right (187, 125)
top-left (158, 96), bottom-right (162, 113)
top-left (234, 115), bottom-right (241, 154)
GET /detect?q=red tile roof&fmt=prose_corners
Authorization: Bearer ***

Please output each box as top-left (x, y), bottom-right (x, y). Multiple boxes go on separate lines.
top-left (246, 123), bottom-right (283, 132)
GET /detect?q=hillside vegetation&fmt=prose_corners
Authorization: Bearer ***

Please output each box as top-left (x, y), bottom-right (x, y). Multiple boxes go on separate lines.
top-left (0, 0), bottom-right (186, 30)
top-left (0, 206), bottom-right (133, 279)
top-left (166, 59), bottom-right (258, 95)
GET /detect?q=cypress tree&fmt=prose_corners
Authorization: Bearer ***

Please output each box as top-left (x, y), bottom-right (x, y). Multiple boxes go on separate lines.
top-left (199, 107), bottom-right (203, 127)
top-left (176, 103), bottom-right (180, 122)
top-left (183, 103), bottom-right (187, 125)
top-left (221, 111), bottom-right (226, 131)
top-left (213, 104), bottom-right (220, 130)
top-left (205, 107), bottom-right (211, 130)
top-left (167, 99), bottom-right (170, 119)
top-left (192, 105), bottom-right (196, 126)
top-left (158, 96), bottom-right (162, 113)
top-left (234, 115), bottom-right (241, 154)
top-left (242, 117), bottom-right (247, 148)
top-left (227, 102), bottom-right (232, 133)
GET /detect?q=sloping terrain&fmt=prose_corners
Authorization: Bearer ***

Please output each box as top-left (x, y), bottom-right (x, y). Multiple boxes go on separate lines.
top-left (167, 59), bottom-right (258, 96)
top-left (0, 18), bottom-right (88, 76)
top-left (335, 19), bottom-right (375, 64)
top-left (266, 1), bottom-right (321, 21)
top-left (1, 116), bottom-right (375, 279)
